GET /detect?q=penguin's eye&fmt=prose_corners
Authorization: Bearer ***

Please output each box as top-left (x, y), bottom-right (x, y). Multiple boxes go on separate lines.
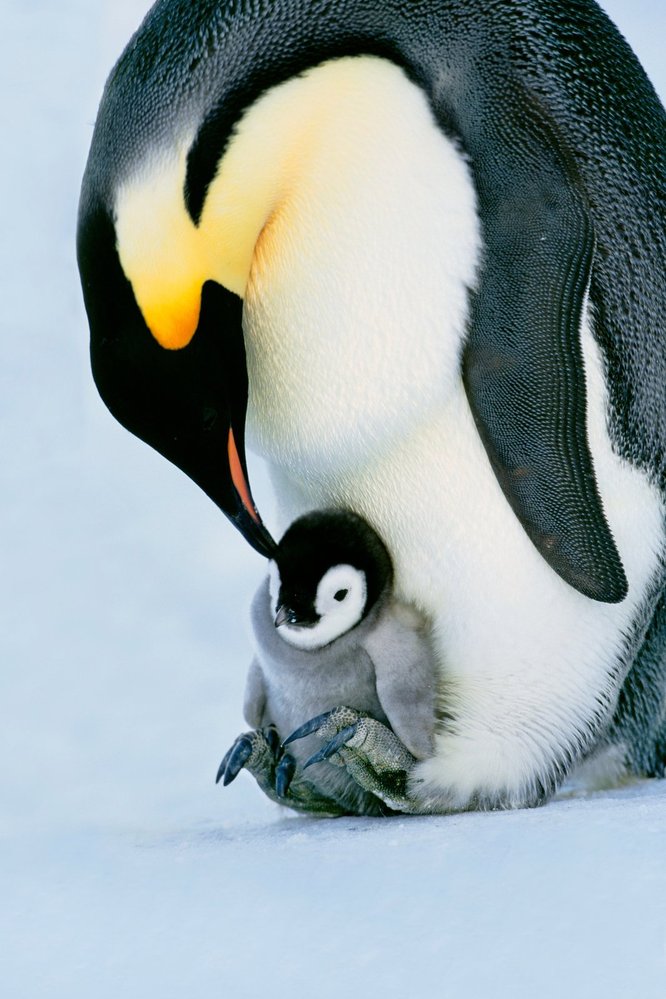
top-left (334, 589), bottom-right (349, 602)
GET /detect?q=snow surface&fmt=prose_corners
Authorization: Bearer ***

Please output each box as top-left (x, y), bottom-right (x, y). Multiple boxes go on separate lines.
top-left (2, 2), bottom-right (665, 996)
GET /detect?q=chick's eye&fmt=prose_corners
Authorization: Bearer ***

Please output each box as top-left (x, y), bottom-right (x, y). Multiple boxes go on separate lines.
top-left (334, 589), bottom-right (349, 602)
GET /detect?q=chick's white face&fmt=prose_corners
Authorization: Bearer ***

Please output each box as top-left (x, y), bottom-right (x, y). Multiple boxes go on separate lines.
top-left (269, 561), bottom-right (368, 651)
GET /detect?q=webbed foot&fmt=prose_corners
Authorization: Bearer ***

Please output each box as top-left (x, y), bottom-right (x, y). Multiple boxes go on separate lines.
top-left (216, 726), bottom-right (349, 816)
top-left (285, 707), bottom-right (424, 814)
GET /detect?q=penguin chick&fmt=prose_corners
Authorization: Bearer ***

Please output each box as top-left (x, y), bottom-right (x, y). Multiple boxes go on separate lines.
top-left (227, 510), bottom-right (439, 815)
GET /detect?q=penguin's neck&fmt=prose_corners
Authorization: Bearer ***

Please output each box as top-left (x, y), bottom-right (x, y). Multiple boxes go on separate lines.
top-left (242, 56), bottom-right (481, 483)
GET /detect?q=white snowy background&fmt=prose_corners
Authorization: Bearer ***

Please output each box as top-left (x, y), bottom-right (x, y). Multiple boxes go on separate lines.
top-left (2, 2), bottom-right (665, 996)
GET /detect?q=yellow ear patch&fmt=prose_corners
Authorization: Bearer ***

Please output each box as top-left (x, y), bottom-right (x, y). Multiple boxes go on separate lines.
top-left (114, 132), bottom-right (280, 348)
top-left (115, 147), bottom-right (205, 349)
top-left (113, 56), bottom-right (411, 350)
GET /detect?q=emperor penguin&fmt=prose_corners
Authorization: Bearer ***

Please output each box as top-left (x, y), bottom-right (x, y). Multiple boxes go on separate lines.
top-left (217, 509), bottom-right (437, 815)
top-left (78, 1), bottom-right (666, 812)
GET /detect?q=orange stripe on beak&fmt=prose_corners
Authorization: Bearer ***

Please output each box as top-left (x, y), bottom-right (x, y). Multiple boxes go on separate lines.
top-left (228, 427), bottom-right (260, 524)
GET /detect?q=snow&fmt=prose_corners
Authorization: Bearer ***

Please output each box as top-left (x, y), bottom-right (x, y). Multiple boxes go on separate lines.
top-left (1, 2), bottom-right (665, 996)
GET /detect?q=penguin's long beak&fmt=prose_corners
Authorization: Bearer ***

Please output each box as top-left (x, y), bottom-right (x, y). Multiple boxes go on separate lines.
top-left (77, 206), bottom-right (276, 558)
top-left (225, 424), bottom-right (276, 557)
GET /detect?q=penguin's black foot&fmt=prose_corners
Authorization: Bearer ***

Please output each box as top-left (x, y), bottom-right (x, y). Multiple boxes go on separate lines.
top-left (284, 707), bottom-right (422, 814)
top-left (216, 726), bottom-right (348, 816)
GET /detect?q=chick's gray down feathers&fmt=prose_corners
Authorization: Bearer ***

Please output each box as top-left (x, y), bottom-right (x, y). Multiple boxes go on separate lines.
top-left (244, 577), bottom-right (438, 812)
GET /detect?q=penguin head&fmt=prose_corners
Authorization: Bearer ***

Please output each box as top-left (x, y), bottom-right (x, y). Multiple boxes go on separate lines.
top-left (268, 510), bottom-right (393, 651)
top-left (77, 1), bottom-right (397, 561)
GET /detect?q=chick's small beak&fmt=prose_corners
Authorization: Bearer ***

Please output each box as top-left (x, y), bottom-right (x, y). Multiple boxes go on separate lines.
top-left (275, 605), bottom-right (293, 628)
top-left (274, 604), bottom-right (319, 630)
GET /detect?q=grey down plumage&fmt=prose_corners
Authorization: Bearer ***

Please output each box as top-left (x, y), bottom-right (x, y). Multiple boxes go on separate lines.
top-left (244, 571), bottom-right (438, 812)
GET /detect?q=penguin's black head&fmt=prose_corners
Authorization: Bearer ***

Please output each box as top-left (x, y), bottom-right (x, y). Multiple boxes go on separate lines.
top-left (76, 0), bottom-right (398, 563)
top-left (77, 192), bottom-right (277, 559)
top-left (268, 510), bottom-right (394, 651)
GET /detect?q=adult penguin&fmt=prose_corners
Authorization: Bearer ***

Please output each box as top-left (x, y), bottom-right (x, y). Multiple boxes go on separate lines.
top-left (78, 0), bottom-right (666, 812)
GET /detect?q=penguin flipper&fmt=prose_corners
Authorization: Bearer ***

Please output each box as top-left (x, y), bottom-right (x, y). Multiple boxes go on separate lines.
top-left (462, 103), bottom-right (627, 603)
top-left (363, 605), bottom-right (437, 760)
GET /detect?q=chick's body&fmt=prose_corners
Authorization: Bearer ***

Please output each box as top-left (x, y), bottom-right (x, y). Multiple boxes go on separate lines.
top-left (245, 561), bottom-right (438, 813)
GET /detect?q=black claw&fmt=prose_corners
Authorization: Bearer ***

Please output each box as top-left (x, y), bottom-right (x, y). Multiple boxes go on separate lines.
top-left (303, 724), bottom-right (359, 769)
top-left (276, 754), bottom-right (297, 797)
top-left (264, 726), bottom-right (281, 756)
top-left (215, 744), bottom-right (235, 785)
top-left (222, 736), bottom-right (253, 786)
top-left (283, 710), bottom-right (337, 747)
